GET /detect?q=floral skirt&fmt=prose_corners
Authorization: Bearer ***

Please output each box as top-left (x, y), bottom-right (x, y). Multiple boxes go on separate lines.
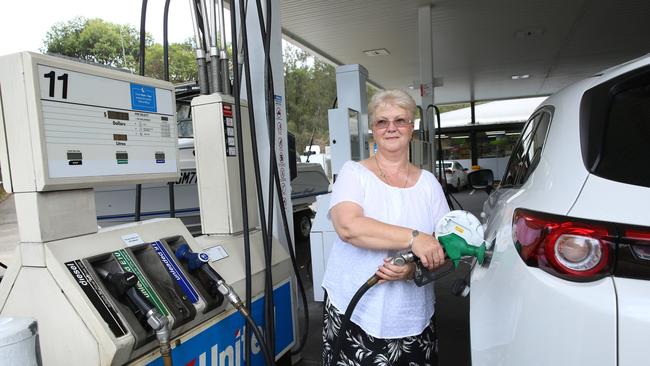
top-left (322, 293), bottom-right (439, 366)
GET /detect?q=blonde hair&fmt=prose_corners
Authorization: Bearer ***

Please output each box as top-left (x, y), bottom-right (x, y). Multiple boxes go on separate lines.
top-left (368, 89), bottom-right (416, 123)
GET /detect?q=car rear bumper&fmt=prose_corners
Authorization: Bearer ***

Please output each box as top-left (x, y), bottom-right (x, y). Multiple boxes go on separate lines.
top-left (615, 277), bottom-right (650, 366)
top-left (470, 231), bottom-right (617, 366)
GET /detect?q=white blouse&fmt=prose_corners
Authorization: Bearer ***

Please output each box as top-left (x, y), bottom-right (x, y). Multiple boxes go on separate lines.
top-left (322, 161), bottom-right (450, 338)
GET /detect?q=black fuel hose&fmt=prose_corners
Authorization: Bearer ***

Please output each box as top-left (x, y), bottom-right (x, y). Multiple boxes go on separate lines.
top-left (229, 0), bottom-right (310, 356)
top-left (134, 0), bottom-right (149, 222)
top-left (236, 0), bottom-right (276, 358)
top-left (228, 4), bottom-right (256, 364)
top-left (253, 0), bottom-right (310, 354)
top-left (139, 0), bottom-right (148, 76)
top-left (256, 0), bottom-right (278, 351)
top-left (198, 260), bottom-right (273, 365)
top-left (329, 274), bottom-right (380, 366)
top-left (432, 105), bottom-right (463, 211)
top-left (329, 252), bottom-right (451, 365)
top-left (163, 0), bottom-right (171, 82)
top-left (238, 305), bottom-right (275, 366)
top-left (163, 0), bottom-right (177, 219)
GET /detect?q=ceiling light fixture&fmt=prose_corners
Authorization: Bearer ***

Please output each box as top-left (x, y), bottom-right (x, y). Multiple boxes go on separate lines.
top-left (511, 74), bottom-right (530, 80)
top-left (485, 130), bottom-right (506, 135)
top-left (363, 48), bottom-right (390, 56)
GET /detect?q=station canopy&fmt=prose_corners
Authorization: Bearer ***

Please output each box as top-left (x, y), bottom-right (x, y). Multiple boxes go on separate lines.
top-left (412, 96), bottom-right (547, 131)
top-left (280, 0), bottom-right (650, 104)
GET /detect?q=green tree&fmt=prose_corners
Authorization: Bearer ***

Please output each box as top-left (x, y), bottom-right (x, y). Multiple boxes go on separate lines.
top-left (43, 17), bottom-right (145, 71)
top-left (42, 17), bottom-right (196, 82)
top-left (145, 40), bottom-right (198, 82)
top-left (283, 45), bottom-right (337, 155)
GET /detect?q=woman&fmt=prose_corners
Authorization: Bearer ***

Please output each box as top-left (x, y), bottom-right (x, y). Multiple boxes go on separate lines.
top-left (322, 89), bottom-right (449, 365)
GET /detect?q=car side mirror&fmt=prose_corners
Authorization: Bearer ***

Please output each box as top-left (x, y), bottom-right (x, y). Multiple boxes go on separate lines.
top-left (463, 168), bottom-right (468, 172)
top-left (468, 169), bottom-right (494, 195)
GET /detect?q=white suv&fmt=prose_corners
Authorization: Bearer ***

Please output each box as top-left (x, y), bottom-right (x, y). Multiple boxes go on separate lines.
top-left (468, 54), bottom-right (650, 366)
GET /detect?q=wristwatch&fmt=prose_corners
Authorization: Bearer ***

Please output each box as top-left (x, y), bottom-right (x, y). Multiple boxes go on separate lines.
top-left (408, 229), bottom-right (419, 251)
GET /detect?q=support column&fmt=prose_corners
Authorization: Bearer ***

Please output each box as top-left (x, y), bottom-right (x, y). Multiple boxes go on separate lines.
top-left (471, 101), bottom-right (478, 166)
top-left (328, 64), bottom-right (369, 179)
top-left (238, 2), bottom-right (299, 361)
top-left (335, 64), bottom-right (369, 161)
top-left (239, 1), bottom-right (291, 250)
top-left (418, 5), bottom-right (435, 173)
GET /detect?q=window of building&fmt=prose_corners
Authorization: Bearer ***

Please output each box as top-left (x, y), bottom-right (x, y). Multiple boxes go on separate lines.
top-left (438, 133), bottom-right (471, 160)
top-left (476, 130), bottom-right (520, 158)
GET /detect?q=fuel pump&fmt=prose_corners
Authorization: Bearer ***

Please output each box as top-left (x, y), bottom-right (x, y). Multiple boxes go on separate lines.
top-left (0, 51), bottom-right (190, 365)
top-left (183, 0), bottom-right (307, 363)
top-left (0, 1), bottom-right (302, 364)
top-left (0, 49), bottom-right (298, 366)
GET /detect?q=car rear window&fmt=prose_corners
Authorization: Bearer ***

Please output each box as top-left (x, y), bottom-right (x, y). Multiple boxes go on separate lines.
top-left (580, 65), bottom-right (650, 188)
top-left (500, 108), bottom-right (552, 187)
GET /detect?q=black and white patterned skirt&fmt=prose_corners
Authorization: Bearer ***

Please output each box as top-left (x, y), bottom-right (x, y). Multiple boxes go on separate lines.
top-left (322, 293), bottom-right (439, 366)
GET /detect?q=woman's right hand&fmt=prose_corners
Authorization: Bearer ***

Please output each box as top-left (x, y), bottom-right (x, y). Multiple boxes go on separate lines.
top-left (411, 233), bottom-right (445, 270)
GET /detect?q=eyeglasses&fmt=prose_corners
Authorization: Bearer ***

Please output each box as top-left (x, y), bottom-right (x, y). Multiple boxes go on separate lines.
top-left (373, 118), bottom-right (412, 129)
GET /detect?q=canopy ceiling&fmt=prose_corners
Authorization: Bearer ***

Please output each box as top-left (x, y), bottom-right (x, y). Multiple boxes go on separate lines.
top-left (280, 0), bottom-right (650, 104)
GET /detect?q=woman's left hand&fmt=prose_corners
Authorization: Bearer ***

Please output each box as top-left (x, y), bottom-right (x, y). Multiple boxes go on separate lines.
top-left (376, 257), bottom-right (415, 283)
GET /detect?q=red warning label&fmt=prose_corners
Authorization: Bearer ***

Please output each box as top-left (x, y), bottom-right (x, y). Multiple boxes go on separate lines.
top-left (222, 103), bottom-right (232, 117)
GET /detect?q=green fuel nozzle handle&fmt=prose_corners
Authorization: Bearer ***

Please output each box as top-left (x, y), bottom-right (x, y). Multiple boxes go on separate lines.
top-left (437, 232), bottom-right (486, 268)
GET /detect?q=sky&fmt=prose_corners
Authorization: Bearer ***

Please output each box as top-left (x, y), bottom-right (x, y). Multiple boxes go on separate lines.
top-left (0, 0), bottom-right (201, 56)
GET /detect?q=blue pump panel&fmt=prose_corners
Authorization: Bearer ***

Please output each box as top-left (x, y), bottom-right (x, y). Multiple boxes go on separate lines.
top-left (146, 279), bottom-right (294, 366)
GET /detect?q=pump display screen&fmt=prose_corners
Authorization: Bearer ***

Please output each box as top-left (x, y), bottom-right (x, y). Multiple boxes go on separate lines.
top-left (348, 108), bottom-right (360, 161)
top-left (38, 64), bottom-right (177, 179)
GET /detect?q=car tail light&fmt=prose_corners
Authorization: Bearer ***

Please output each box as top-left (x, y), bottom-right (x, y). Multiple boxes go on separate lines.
top-left (623, 228), bottom-right (650, 242)
top-left (622, 228), bottom-right (650, 261)
top-left (512, 209), bottom-right (615, 281)
top-left (445, 169), bottom-right (453, 174)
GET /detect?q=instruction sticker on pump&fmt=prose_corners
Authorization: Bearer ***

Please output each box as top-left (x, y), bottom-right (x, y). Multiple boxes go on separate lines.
top-left (223, 103), bottom-right (237, 157)
top-left (130, 83), bottom-right (157, 112)
top-left (150, 241), bottom-right (200, 303)
top-left (64, 260), bottom-right (128, 337)
top-left (113, 250), bottom-right (170, 316)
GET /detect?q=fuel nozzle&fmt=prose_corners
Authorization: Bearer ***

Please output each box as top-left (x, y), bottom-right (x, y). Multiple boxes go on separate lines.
top-left (95, 267), bottom-right (171, 359)
top-left (437, 233), bottom-right (486, 267)
top-left (410, 211), bottom-right (488, 287)
top-left (435, 210), bottom-right (487, 268)
top-left (391, 251), bottom-right (417, 266)
top-left (174, 244), bottom-right (243, 310)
